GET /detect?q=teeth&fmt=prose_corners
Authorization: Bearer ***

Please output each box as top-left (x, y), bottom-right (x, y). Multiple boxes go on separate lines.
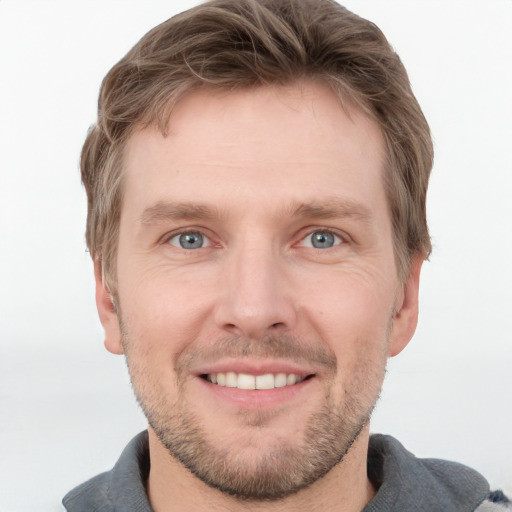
top-left (206, 372), bottom-right (305, 389)
top-left (225, 371), bottom-right (237, 388)
top-left (274, 373), bottom-right (287, 388)
top-left (255, 373), bottom-right (274, 390)
top-left (237, 373), bottom-right (256, 390)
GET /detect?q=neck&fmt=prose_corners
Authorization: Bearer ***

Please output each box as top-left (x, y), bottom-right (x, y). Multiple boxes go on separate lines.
top-left (147, 426), bottom-right (375, 512)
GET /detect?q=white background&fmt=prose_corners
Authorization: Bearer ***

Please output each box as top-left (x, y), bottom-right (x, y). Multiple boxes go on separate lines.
top-left (0, 1), bottom-right (511, 510)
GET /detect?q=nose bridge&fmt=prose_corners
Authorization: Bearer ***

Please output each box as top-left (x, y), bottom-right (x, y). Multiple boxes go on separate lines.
top-left (215, 236), bottom-right (295, 337)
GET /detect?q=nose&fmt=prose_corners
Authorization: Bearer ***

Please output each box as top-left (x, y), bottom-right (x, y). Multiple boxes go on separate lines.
top-left (214, 242), bottom-right (297, 339)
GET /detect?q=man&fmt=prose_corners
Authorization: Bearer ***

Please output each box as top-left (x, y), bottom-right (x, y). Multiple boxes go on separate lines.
top-left (63, 0), bottom-right (510, 510)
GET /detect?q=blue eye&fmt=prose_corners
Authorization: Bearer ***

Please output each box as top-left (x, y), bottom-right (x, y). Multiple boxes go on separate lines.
top-left (169, 232), bottom-right (206, 249)
top-left (305, 231), bottom-right (341, 249)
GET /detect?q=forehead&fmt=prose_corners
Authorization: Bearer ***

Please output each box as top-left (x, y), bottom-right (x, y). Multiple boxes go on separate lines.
top-left (122, 82), bottom-right (387, 220)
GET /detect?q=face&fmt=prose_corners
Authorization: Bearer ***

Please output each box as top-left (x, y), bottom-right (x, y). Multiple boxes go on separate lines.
top-left (96, 82), bottom-right (421, 500)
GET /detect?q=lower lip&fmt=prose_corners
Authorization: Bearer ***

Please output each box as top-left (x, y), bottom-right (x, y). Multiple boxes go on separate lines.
top-left (197, 376), bottom-right (314, 409)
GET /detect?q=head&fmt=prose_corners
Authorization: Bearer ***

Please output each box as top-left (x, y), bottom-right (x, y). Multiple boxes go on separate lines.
top-left (85, 0), bottom-right (433, 503)
top-left (82, 0), bottom-right (432, 296)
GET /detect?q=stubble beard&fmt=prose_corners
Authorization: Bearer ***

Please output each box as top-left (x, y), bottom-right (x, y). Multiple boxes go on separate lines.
top-left (121, 331), bottom-right (388, 501)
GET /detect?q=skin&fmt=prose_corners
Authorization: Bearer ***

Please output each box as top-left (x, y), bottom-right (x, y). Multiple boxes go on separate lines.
top-left (95, 81), bottom-right (422, 512)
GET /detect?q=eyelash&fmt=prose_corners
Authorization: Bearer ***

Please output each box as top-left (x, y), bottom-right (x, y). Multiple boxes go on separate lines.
top-left (297, 229), bottom-right (345, 249)
top-left (162, 227), bottom-right (347, 252)
top-left (165, 230), bottom-right (214, 250)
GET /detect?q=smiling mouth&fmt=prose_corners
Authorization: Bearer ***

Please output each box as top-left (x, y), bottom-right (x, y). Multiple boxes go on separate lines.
top-left (201, 372), bottom-right (314, 390)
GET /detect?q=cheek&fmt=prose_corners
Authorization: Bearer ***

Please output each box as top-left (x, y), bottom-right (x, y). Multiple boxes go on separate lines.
top-left (306, 274), bottom-right (392, 406)
top-left (117, 265), bottom-right (217, 355)
top-left (299, 264), bottom-right (396, 355)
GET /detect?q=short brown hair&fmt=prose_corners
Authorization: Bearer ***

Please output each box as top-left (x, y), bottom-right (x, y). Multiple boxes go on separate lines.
top-left (82, 0), bottom-right (433, 291)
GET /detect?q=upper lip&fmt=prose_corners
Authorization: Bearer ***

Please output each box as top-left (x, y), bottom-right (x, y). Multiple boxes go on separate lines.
top-left (192, 358), bottom-right (317, 378)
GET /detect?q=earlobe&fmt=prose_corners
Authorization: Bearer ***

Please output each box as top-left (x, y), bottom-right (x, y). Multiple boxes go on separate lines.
top-left (388, 255), bottom-right (423, 357)
top-left (94, 260), bottom-right (124, 355)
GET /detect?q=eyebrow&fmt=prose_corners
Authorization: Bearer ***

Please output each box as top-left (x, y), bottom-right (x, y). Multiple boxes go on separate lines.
top-left (139, 201), bottom-right (219, 225)
top-left (139, 197), bottom-right (373, 226)
top-left (290, 198), bottom-right (373, 224)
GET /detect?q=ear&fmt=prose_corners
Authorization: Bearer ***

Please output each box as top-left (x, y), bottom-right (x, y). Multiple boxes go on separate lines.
top-left (388, 255), bottom-right (423, 357)
top-left (94, 259), bottom-right (124, 355)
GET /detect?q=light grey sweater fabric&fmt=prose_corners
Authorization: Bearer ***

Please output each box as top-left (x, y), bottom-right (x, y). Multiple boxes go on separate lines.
top-left (63, 431), bottom-right (510, 511)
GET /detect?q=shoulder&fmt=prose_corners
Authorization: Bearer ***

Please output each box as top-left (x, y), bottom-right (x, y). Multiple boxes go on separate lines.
top-left (367, 434), bottom-right (510, 512)
top-left (475, 490), bottom-right (512, 511)
top-left (62, 431), bottom-right (151, 512)
top-left (62, 471), bottom-right (113, 512)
